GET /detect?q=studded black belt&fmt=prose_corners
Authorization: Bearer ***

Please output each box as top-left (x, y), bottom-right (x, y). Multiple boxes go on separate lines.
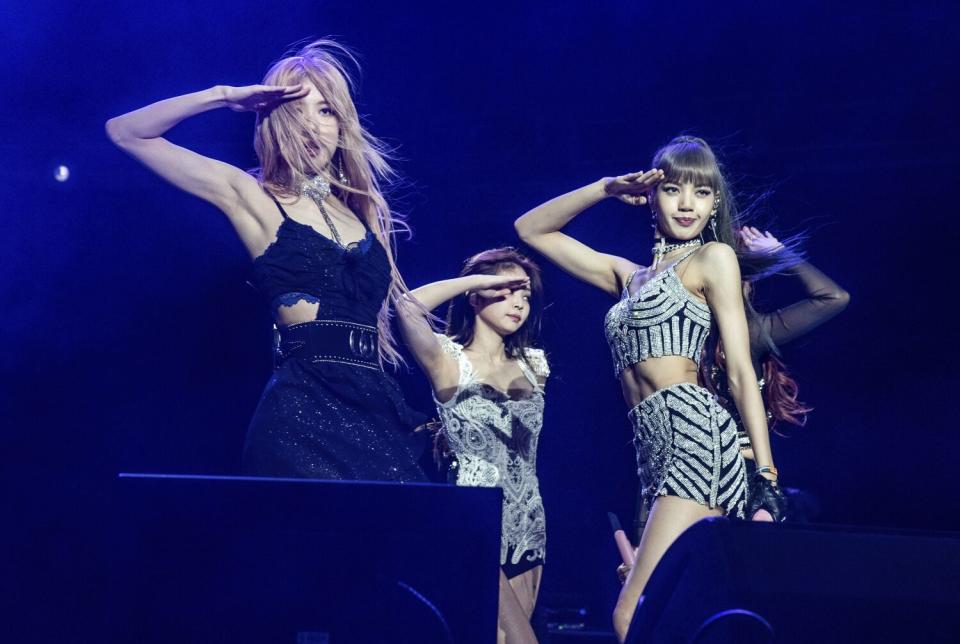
top-left (276, 319), bottom-right (380, 370)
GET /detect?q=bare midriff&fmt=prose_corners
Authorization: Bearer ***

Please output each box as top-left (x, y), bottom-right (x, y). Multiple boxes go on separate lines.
top-left (274, 299), bottom-right (321, 327)
top-left (619, 355), bottom-right (700, 408)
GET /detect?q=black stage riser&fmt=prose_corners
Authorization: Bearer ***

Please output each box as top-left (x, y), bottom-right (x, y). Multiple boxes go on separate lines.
top-left (626, 518), bottom-right (960, 644)
top-left (113, 474), bottom-right (502, 644)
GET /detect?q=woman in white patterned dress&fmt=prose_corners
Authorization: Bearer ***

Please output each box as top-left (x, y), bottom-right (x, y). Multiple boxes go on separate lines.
top-left (397, 247), bottom-right (548, 644)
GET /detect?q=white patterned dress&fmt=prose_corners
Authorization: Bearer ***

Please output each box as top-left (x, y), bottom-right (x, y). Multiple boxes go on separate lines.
top-left (434, 334), bottom-right (549, 577)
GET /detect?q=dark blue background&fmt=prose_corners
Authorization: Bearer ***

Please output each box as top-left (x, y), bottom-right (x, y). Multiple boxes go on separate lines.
top-left (3, 0), bottom-right (957, 638)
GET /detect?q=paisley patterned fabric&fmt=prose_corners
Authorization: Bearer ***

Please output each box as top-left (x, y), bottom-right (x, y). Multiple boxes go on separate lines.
top-left (434, 334), bottom-right (548, 572)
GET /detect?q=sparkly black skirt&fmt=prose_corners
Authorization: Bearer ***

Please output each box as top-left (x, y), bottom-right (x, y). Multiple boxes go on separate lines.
top-left (242, 321), bottom-right (427, 482)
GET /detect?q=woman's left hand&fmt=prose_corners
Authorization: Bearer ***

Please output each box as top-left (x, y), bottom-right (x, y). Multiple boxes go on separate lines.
top-left (739, 226), bottom-right (784, 254)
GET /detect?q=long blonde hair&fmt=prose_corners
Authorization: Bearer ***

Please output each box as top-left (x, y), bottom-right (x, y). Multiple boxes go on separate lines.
top-left (253, 38), bottom-right (411, 366)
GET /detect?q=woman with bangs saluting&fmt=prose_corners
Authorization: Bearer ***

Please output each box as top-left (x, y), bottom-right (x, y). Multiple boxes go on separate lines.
top-left (515, 136), bottom-right (796, 640)
top-left (106, 39), bottom-right (426, 482)
top-left (397, 248), bottom-right (550, 644)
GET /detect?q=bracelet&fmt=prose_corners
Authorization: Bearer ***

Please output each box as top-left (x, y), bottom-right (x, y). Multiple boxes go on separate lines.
top-left (755, 465), bottom-right (779, 477)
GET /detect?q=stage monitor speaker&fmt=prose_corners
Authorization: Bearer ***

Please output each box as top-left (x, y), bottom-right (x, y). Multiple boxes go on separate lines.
top-left (625, 518), bottom-right (960, 644)
top-left (112, 473), bottom-right (502, 644)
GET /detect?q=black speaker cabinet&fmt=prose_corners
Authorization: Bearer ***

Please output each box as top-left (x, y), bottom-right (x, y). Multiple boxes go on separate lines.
top-left (112, 474), bottom-right (502, 644)
top-left (625, 518), bottom-right (960, 643)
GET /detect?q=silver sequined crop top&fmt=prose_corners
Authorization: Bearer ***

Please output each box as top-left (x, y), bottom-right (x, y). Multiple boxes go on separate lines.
top-left (604, 248), bottom-right (711, 378)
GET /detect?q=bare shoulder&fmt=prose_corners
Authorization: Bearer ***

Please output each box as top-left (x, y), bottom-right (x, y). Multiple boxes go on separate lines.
top-left (693, 242), bottom-right (742, 289)
top-left (695, 241), bottom-right (738, 272)
top-left (696, 241), bottom-right (737, 264)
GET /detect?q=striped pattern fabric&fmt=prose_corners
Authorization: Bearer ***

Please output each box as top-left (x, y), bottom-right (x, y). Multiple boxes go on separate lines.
top-left (604, 248), bottom-right (711, 378)
top-left (629, 382), bottom-right (746, 518)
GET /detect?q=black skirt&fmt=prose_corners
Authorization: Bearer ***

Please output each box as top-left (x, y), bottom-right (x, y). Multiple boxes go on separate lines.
top-left (242, 335), bottom-right (427, 482)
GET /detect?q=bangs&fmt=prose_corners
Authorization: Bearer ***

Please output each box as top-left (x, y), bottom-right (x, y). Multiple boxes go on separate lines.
top-left (654, 140), bottom-right (721, 189)
top-left (461, 249), bottom-right (543, 304)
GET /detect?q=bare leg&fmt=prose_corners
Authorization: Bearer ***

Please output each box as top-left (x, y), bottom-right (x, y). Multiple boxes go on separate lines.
top-left (752, 508), bottom-right (774, 522)
top-left (612, 496), bottom-right (723, 642)
top-left (509, 566), bottom-right (543, 620)
top-left (497, 569), bottom-right (539, 644)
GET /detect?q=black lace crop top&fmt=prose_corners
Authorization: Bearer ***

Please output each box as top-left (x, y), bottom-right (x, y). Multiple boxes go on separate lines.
top-left (250, 199), bottom-right (390, 326)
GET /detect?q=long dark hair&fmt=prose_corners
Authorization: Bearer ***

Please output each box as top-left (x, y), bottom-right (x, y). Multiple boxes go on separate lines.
top-left (445, 247), bottom-right (544, 357)
top-left (710, 316), bottom-right (814, 434)
top-left (651, 136), bottom-right (810, 429)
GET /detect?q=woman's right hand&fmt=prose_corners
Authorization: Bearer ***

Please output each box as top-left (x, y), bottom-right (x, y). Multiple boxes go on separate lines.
top-left (220, 84), bottom-right (310, 113)
top-left (470, 274), bottom-right (530, 299)
top-left (603, 169), bottom-right (665, 205)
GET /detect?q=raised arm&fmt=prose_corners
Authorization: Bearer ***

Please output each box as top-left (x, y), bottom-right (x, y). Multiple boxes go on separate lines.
top-left (740, 227), bottom-right (851, 347)
top-left (514, 170), bottom-right (663, 298)
top-left (396, 274), bottom-right (529, 402)
top-left (105, 84), bottom-right (308, 252)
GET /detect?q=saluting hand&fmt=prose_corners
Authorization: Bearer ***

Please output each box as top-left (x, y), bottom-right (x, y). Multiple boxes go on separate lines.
top-left (470, 274), bottom-right (531, 299)
top-left (221, 83), bottom-right (310, 114)
top-left (603, 169), bottom-right (665, 206)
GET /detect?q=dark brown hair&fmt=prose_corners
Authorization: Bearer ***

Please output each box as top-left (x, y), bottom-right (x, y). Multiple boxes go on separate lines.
top-left (444, 247), bottom-right (544, 357)
top-left (709, 340), bottom-right (813, 434)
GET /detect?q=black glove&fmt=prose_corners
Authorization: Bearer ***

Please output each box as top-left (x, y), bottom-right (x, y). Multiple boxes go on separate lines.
top-left (746, 473), bottom-right (788, 522)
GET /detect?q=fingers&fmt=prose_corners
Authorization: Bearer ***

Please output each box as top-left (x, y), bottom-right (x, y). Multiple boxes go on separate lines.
top-left (284, 83), bottom-right (310, 98)
top-left (618, 169), bottom-right (664, 186)
top-left (261, 83), bottom-right (306, 93)
top-left (639, 168), bottom-right (665, 186)
top-left (617, 194), bottom-right (647, 206)
top-left (256, 84), bottom-right (293, 94)
top-left (255, 84), bottom-right (309, 102)
top-left (741, 226), bottom-right (781, 247)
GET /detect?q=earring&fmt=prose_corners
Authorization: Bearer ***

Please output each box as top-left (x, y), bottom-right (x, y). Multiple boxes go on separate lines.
top-left (337, 157), bottom-right (349, 186)
top-left (709, 215), bottom-right (719, 239)
top-left (650, 207), bottom-right (658, 231)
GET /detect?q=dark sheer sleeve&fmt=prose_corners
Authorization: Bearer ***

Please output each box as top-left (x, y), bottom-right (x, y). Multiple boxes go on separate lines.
top-left (755, 262), bottom-right (850, 349)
